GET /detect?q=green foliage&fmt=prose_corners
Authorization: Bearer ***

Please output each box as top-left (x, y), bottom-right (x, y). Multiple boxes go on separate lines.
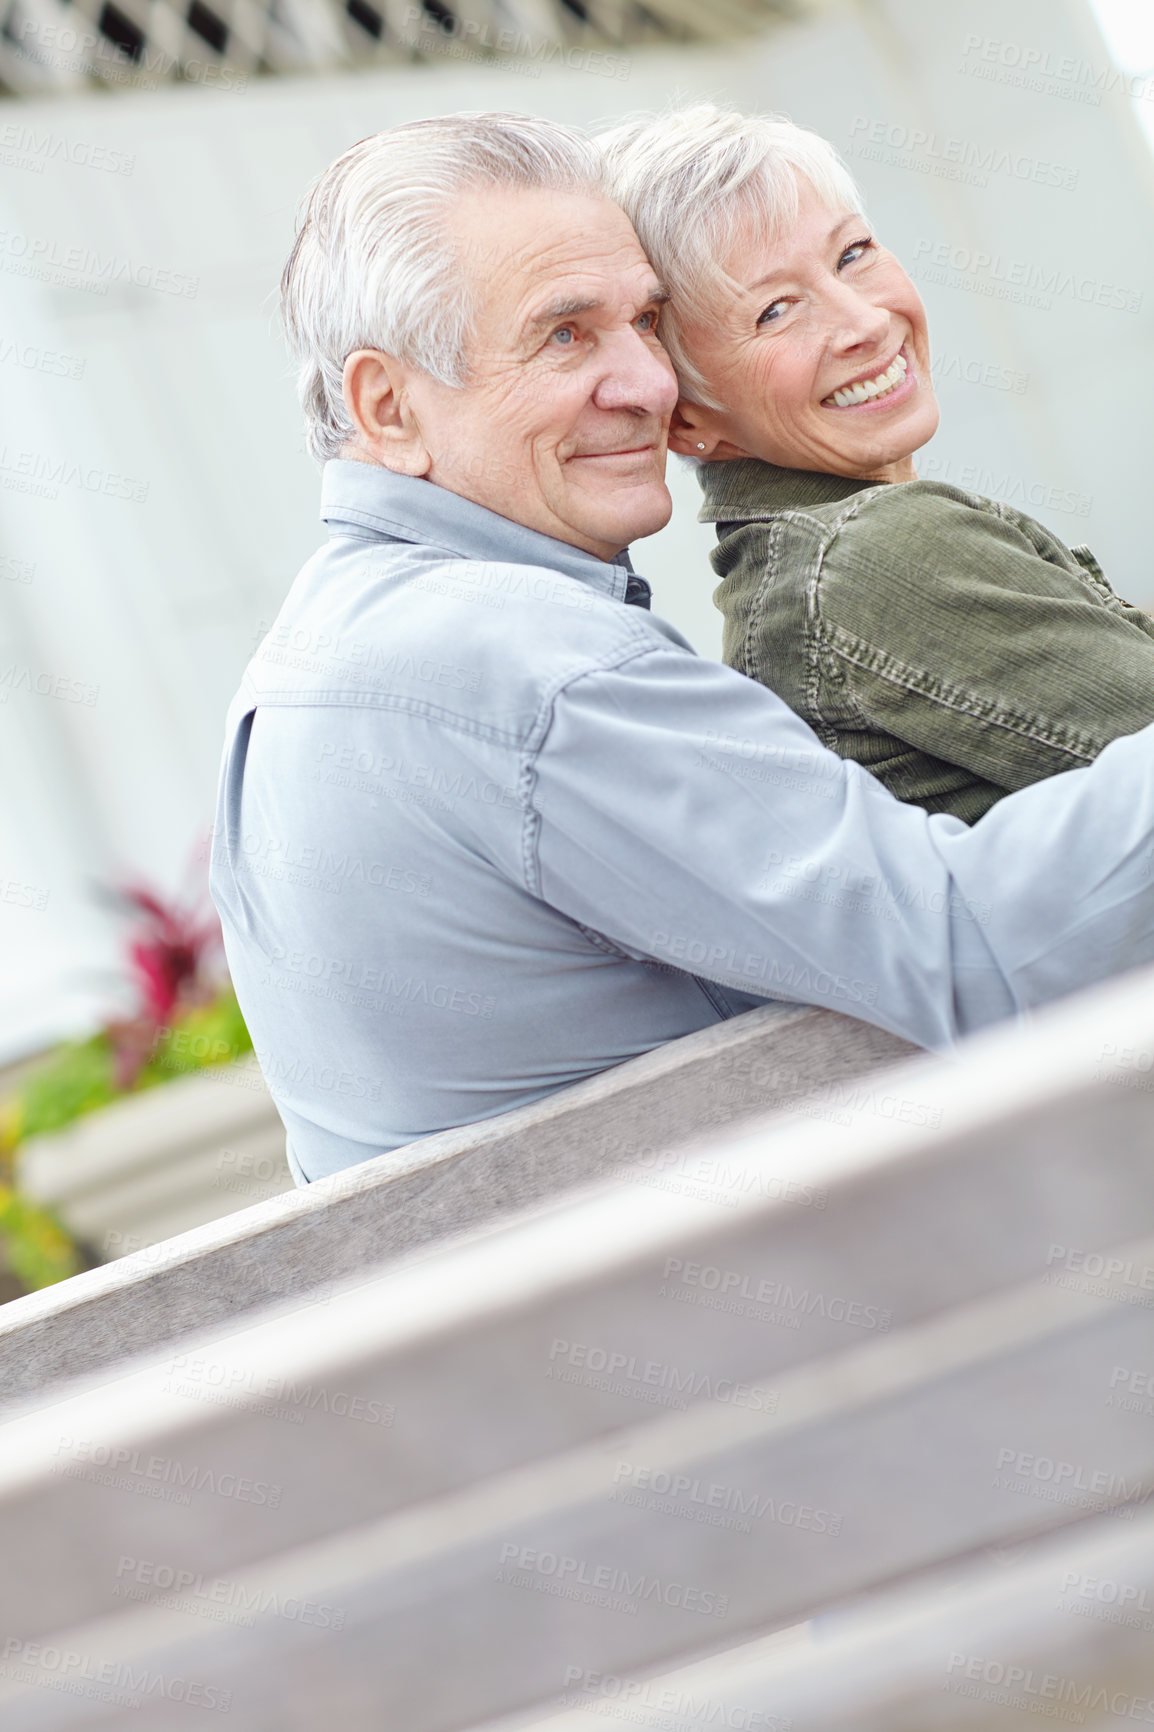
top-left (7, 1031), bottom-right (122, 1146)
top-left (3, 988), bottom-right (253, 1153)
top-left (142, 989), bottom-right (254, 1086)
top-left (0, 1185), bottom-right (82, 1291)
top-left (0, 988), bottom-right (254, 1295)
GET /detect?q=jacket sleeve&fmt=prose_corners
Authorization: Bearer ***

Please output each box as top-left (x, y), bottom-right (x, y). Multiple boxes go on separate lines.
top-left (525, 638), bottom-right (1154, 1049)
top-left (816, 484), bottom-right (1154, 790)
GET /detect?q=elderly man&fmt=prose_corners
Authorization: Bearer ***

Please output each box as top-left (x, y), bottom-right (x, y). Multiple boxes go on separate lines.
top-left (211, 112), bottom-right (1154, 1184)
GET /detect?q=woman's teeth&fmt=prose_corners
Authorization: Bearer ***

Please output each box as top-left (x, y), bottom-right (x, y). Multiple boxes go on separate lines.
top-left (826, 353), bottom-right (908, 408)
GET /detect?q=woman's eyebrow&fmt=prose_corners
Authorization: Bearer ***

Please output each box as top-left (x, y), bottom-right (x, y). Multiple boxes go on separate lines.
top-left (744, 218), bottom-right (864, 294)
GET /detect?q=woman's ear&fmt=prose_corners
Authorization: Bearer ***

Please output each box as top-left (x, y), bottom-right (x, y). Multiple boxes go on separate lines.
top-left (667, 399), bottom-right (720, 459)
top-left (669, 398), bottom-right (758, 464)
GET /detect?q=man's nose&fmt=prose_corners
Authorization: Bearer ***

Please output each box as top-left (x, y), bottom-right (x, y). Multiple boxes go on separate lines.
top-left (592, 327), bottom-right (679, 417)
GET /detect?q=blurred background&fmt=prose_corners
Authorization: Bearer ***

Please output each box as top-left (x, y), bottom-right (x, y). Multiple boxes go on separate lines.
top-left (1, 0), bottom-right (1152, 1060)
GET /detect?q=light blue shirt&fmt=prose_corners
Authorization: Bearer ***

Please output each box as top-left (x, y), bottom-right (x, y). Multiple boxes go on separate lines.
top-left (211, 460), bottom-right (1154, 1182)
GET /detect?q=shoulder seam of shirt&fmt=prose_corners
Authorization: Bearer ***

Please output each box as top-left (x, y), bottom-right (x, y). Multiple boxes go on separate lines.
top-left (517, 637), bottom-right (691, 899)
top-left (236, 687), bottom-right (529, 748)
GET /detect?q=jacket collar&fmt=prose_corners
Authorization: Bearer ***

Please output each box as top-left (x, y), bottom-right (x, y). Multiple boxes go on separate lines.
top-left (696, 457), bottom-right (883, 522)
top-left (320, 458), bottom-right (638, 603)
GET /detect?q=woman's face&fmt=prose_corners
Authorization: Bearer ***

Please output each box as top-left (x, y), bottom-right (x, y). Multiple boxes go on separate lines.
top-left (670, 176), bottom-right (939, 482)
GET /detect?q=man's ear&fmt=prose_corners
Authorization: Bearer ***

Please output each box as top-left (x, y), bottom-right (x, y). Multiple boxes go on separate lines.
top-left (341, 350), bottom-right (431, 475)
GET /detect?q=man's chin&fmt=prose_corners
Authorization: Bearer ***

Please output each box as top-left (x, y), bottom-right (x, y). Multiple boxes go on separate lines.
top-left (582, 482), bottom-right (673, 552)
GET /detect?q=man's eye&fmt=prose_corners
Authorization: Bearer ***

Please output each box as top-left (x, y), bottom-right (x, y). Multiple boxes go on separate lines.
top-left (549, 325), bottom-right (577, 346)
top-left (757, 299), bottom-right (790, 327)
top-left (635, 308), bottom-right (660, 333)
top-left (838, 236), bottom-right (875, 269)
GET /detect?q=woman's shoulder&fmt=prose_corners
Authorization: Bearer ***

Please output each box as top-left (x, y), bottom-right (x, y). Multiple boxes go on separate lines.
top-left (835, 476), bottom-right (1028, 534)
top-left (819, 477), bottom-right (1083, 589)
top-left (702, 460), bottom-right (1026, 553)
top-left (706, 461), bottom-right (1102, 612)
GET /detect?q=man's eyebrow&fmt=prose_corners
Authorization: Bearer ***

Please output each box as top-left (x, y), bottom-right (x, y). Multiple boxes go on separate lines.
top-left (524, 296), bottom-right (600, 333)
top-left (522, 283), bottom-right (670, 334)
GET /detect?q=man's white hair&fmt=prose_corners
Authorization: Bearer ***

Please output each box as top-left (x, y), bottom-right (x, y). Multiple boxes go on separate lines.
top-left (596, 104), bottom-right (865, 409)
top-left (281, 112), bottom-right (606, 463)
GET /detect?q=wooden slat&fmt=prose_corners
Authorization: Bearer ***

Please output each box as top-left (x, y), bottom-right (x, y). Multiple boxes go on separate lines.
top-left (0, 1003), bottom-right (915, 1409)
top-left (505, 1501), bottom-right (1154, 1732)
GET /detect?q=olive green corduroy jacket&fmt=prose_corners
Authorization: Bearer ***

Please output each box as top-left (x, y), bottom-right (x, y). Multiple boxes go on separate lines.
top-left (699, 459), bottom-right (1154, 825)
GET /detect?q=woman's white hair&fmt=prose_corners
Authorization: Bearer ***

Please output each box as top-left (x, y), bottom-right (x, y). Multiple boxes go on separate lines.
top-left (281, 112), bottom-right (606, 463)
top-left (596, 103), bottom-right (865, 408)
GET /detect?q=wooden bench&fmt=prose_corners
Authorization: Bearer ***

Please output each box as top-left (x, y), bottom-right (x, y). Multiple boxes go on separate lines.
top-left (1, 969), bottom-right (1153, 1728)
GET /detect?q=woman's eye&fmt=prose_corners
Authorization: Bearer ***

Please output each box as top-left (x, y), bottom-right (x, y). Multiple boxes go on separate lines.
top-left (838, 236), bottom-right (875, 269)
top-left (757, 299), bottom-right (790, 327)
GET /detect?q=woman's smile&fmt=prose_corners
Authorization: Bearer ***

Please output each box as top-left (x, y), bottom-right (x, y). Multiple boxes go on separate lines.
top-left (821, 346), bottom-right (914, 411)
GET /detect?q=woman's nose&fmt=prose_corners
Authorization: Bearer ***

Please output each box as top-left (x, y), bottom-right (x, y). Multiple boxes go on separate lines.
top-left (827, 287), bottom-right (891, 353)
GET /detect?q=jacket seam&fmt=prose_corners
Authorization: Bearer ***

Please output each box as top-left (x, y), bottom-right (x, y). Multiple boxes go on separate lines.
top-left (744, 520), bottom-right (779, 680)
top-left (825, 624), bottom-right (1103, 764)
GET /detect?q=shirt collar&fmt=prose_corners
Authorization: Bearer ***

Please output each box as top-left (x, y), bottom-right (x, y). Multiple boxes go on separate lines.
top-left (696, 457), bottom-right (882, 522)
top-left (320, 458), bottom-right (637, 603)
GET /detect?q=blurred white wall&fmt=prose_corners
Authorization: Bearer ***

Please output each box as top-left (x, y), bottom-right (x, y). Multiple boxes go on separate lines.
top-left (2, 0), bottom-right (1153, 1057)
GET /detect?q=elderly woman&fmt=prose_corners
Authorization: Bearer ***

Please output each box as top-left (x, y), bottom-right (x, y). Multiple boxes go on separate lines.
top-left (599, 106), bottom-right (1154, 822)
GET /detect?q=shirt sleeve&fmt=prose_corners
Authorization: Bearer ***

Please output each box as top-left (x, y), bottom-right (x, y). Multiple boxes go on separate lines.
top-left (524, 640), bottom-right (1154, 1050)
top-left (817, 485), bottom-right (1154, 790)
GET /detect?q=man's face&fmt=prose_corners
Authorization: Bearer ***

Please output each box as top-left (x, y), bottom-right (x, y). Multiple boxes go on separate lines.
top-left (401, 188), bottom-right (678, 560)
